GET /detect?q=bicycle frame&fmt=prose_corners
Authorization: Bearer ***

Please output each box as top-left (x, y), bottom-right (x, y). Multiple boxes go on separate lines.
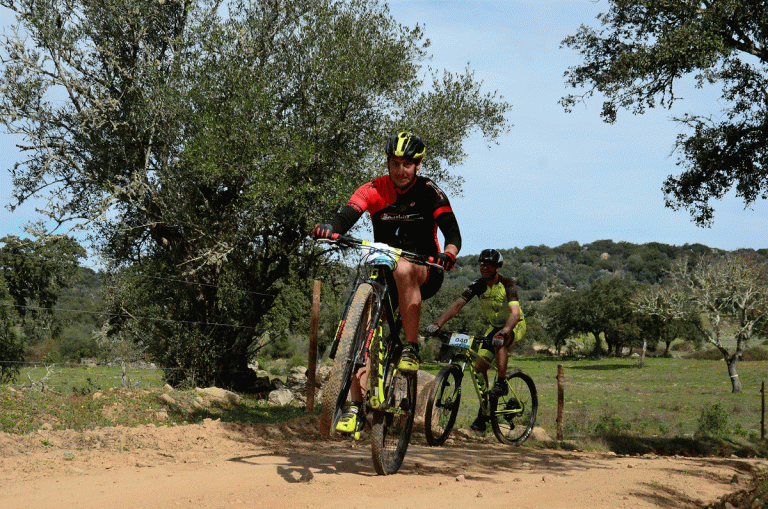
top-left (439, 332), bottom-right (520, 419)
top-left (324, 239), bottom-right (419, 416)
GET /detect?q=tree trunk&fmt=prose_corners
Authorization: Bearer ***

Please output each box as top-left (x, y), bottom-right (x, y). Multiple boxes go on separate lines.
top-left (726, 357), bottom-right (742, 393)
top-left (639, 337), bottom-right (647, 368)
top-left (591, 332), bottom-right (604, 357)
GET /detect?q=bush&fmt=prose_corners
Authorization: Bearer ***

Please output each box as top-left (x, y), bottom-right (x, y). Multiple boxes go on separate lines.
top-left (683, 348), bottom-right (724, 360)
top-left (741, 347), bottom-right (768, 361)
top-left (670, 341), bottom-right (693, 352)
top-left (695, 403), bottom-right (729, 438)
top-left (58, 324), bottom-right (100, 362)
top-left (592, 411), bottom-right (631, 437)
top-left (288, 354), bottom-right (306, 369)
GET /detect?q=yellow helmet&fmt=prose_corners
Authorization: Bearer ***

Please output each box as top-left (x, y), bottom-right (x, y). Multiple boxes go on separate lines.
top-left (385, 132), bottom-right (425, 160)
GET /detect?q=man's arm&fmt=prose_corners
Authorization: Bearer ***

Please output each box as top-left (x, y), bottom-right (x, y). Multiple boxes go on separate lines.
top-left (435, 212), bottom-right (461, 254)
top-left (435, 297), bottom-right (467, 329)
top-left (500, 302), bottom-right (521, 338)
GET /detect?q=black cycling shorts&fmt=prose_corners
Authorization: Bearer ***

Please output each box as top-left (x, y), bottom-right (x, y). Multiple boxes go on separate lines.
top-left (384, 265), bottom-right (444, 311)
top-left (420, 265), bottom-right (444, 301)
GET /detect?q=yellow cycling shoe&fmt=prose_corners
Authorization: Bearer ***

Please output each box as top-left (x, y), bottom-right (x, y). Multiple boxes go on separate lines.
top-left (397, 343), bottom-right (420, 373)
top-left (335, 405), bottom-right (360, 433)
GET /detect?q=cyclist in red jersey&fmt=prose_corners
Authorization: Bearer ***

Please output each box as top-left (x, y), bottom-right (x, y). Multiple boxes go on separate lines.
top-left (313, 132), bottom-right (462, 433)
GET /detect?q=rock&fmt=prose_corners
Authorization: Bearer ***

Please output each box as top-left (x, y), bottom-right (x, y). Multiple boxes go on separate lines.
top-left (287, 366), bottom-right (308, 390)
top-left (527, 427), bottom-right (552, 442)
top-left (413, 371), bottom-right (437, 430)
top-left (196, 387), bottom-right (242, 406)
top-left (268, 388), bottom-right (294, 406)
top-left (160, 393), bottom-right (180, 411)
top-left (316, 365), bottom-right (332, 386)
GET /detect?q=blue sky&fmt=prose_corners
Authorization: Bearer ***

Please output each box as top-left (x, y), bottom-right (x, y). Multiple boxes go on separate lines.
top-left (2, 0), bottom-right (767, 262)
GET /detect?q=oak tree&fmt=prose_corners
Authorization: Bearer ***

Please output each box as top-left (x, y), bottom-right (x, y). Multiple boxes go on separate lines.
top-left (0, 0), bottom-right (510, 388)
top-left (637, 253), bottom-right (768, 392)
top-left (562, 1), bottom-right (768, 226)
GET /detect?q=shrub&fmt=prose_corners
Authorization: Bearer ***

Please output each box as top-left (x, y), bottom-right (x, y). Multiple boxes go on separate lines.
top-left (741, 347), bottom-right (768, 361)
top-left (684, 348), bottom-right (724, 360)
top-left (670, 341), bottom-right (693, 352)
top-left (695, 403), bottom-right (728, 438)
top-left (288, 354), bottom-right (307, 369)
top-left (592, 412), bottom-right (631, 436)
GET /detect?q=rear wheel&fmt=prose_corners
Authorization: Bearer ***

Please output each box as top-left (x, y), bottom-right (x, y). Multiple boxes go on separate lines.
top-left (489, 370), bottom-right (538, 445)
top-left (318, 284), bottom-right (374, 437)
top-left (370, 337), bottom-right (416, 474)
top-left (424, 364), bottom-right (462, 446)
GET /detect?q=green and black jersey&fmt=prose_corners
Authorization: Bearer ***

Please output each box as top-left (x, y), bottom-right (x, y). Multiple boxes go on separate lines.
top-left (461, 275), bottom-right (526, 339)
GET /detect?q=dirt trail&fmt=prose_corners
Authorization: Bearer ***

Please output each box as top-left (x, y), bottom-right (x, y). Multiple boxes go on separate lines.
top-left (1, 416), bottom-right (764, 509)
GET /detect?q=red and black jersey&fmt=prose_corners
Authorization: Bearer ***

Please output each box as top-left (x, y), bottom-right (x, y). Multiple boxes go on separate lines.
top-left (331, 174), bottom-right (461, 257)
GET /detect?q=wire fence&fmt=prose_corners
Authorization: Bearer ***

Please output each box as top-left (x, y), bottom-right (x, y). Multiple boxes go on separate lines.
top-left (4, 361), bottom-right (169, 393)
top-left (1, 357), bottom-right (297, 395)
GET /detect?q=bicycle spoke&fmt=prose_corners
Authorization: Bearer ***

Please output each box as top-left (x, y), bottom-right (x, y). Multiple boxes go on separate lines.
top-left (490, 371), bottom-right (538, 445)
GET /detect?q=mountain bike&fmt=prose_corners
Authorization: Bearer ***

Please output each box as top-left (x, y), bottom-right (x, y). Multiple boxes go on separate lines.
top-left (317, 235), bottom-right (441, 475)
top-left (424, 330), bottom-right (538, 446)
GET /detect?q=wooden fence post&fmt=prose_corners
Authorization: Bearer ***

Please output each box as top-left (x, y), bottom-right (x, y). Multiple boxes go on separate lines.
top-left (761, 381), bottom-right (765, 441)
top-left (557, 364), bottom-right (564, 441)
top-left (307, 280), bottom-right (321, 413)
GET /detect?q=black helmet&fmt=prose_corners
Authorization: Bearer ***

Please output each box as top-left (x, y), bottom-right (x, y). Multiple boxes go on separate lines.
top-left (479, 249), bottom-right (503, 268)
top-left (385, 132), bottom-right (426, 160)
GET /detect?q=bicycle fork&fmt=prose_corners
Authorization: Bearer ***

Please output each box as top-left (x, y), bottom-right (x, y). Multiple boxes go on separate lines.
top-left (368, 325), bottom-right (389, 411)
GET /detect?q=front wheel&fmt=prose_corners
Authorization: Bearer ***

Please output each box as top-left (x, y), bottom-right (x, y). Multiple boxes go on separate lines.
top-left (424, 364), bottom-right (462, 446)
top-left (370, 337), bottom-right (416, 474)
top-left (318, 284), bottom-right (374, 437)
top-left (489, 370), bottom-right (538, 445)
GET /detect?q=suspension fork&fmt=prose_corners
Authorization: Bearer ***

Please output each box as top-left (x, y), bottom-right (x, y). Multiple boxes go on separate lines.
top-left (368, 294), bottom-right (401, 411)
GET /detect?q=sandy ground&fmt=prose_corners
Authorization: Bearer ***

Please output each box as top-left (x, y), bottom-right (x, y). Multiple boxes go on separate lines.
top-left (1, 415), bottom-right (765, 509)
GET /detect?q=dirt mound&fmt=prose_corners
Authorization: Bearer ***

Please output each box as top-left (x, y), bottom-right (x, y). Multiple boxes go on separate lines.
top-left (1, 415), bottom-right (767, 509)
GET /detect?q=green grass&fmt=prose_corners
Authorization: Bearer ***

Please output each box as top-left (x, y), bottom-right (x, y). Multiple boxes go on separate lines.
top-left (16, 365), bottom-right (166, 393)
top-left (422, 355), bottom-right (768, 444)
top-left (2, 364), bottom-right (319, 435)
top-left (7, 356), bottom-right (768, 457)
top-left (1, 385), bottom-right (321, 435)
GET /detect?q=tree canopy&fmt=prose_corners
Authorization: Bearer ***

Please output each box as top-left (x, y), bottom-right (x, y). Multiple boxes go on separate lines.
top-left (635, 252), bottom-right (768, 392)
top-left (561, 0), bottom-right (768, 226)
top-left (0, 235), bottom-right (85, 379)
top-left (0, 0), bottom-right (510, 388)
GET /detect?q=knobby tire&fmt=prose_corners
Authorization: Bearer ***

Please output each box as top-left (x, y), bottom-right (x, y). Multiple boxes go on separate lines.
top-left (489, 370), bottom-right (538, 445)
top-left (370, 336), bottom-right (416, 474)
top-left (424, 364), bottom-right (463, 446)
top-left (319, 284), bottom-right (374, 437)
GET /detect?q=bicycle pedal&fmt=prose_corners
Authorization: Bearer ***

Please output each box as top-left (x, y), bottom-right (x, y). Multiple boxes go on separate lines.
top-left (354, 431), bottom-right (361, 440)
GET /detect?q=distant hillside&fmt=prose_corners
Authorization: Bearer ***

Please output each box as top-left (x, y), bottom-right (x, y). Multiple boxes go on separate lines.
top-left (446, 239), bottom-right (764, 302)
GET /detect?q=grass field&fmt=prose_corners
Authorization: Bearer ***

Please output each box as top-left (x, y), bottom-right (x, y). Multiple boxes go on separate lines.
top-left (6, 355), bottom-right (768, 451)
top-left (421, 355), bottom-right (768, 443)
top-left (14, 364), bottom-right (167, 393)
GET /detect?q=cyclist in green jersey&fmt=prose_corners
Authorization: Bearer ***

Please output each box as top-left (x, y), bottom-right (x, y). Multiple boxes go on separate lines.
top-left (426, 248), bottom-right (526, 431)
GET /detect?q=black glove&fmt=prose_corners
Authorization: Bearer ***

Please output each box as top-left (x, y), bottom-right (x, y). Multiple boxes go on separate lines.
top-left (430, 252), bottom-right (456, 271)
top-left (492, 330), bottom-right (511, 347)
top-left (312, 223), bottom-right (338, 240)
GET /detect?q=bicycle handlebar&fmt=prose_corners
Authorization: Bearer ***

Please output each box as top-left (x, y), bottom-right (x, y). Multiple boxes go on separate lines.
top-left (317, 234), bottom-right (443, 270)
top-left (428, 329), bottom-right (492, 349)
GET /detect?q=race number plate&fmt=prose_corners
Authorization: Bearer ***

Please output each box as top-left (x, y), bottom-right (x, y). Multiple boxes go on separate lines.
top-left (448, 333), bottom-right (472, 349)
